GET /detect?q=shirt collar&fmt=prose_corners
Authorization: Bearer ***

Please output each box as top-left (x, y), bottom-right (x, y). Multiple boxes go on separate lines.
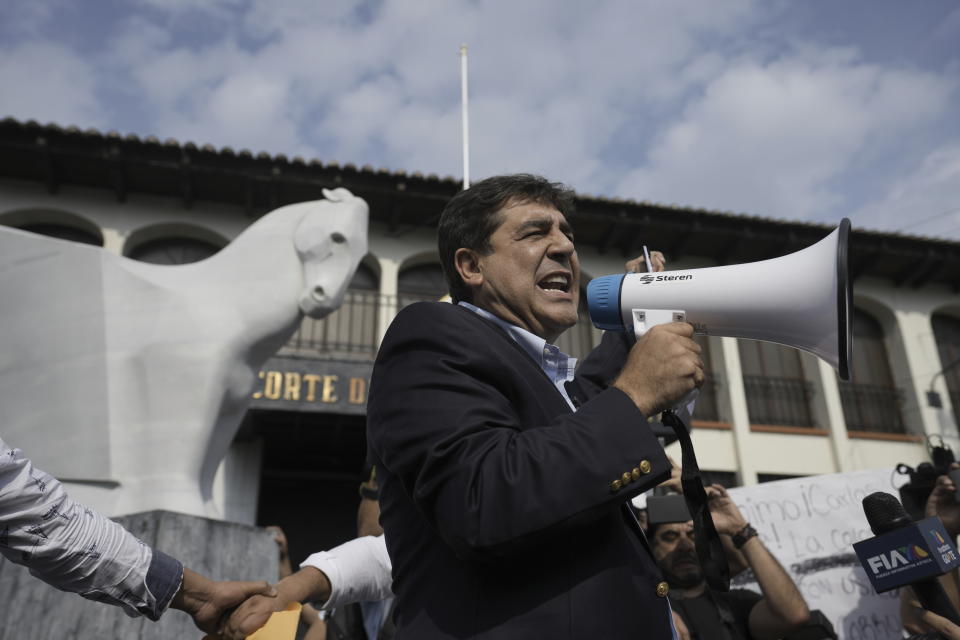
top-left (457, 301), bottom-right (577, 384)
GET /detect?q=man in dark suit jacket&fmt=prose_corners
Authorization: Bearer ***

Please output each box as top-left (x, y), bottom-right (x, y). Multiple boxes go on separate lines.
top-left (367, 174), bottom-right (705, 639)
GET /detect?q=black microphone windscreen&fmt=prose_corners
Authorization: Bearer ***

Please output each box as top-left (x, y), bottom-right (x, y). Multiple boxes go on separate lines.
top-left (863, 491), bottom-right (912, 535)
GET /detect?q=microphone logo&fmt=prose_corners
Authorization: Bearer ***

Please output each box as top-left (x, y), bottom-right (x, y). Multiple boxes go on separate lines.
top-left (866, 544), bottom-right (931, 575)
top-left (639, 274), bottom-right (655, 285)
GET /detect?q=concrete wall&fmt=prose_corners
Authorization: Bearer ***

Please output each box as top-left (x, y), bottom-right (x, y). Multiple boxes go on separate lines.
top-left (0, 510), bottom-right (278, 640)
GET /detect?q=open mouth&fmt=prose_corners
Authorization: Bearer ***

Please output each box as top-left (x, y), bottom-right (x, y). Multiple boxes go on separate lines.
top-left (537, 272), bottom-right (572, 294)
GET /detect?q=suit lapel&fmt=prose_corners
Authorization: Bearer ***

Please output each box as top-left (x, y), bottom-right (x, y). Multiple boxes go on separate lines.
top-left (453, 304), bottom-right (572, 415)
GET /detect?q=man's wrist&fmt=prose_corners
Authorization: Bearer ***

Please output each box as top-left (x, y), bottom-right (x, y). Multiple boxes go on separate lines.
top-left (611, 381), bottom-right (656, 417)
top-left (170, 568), bottom-right (208, 615)
top-left (276, 567), bottom-right (331, 605)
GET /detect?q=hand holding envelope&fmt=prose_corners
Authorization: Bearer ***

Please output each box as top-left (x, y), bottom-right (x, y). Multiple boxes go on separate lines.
top-left (204, 603), bottom-right (302, 640)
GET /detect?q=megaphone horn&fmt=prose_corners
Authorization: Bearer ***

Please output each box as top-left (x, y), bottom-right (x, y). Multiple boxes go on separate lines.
top-left (587, 219), bottom-right (853, 380)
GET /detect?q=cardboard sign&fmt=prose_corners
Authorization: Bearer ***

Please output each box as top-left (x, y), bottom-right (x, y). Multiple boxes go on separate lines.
top-left (727, 469), bottom-right (908, 640)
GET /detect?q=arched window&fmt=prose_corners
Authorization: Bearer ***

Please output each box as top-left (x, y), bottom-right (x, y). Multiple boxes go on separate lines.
top-left (16, 223), bottom-right (102, 246)
top-left (127, 237), bottom-right (221, 264)
top-left (285, 263), bottom-right (380, 359)
top-left (738, 340), bottom-right (814, 427)
top-left (838, 308), bottom-right (905, 434)
top-left (693, 335), bottom-right (721, 422)
top-left (398, 263), bottom-right (448, 308)
top-left (932, 313), bottom-right (960, 427)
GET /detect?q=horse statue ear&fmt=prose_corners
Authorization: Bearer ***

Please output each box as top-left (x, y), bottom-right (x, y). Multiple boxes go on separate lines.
top-left (321, 187), bottom-right (352, 202)
top-left (294, 189), bottom-right (363, 258)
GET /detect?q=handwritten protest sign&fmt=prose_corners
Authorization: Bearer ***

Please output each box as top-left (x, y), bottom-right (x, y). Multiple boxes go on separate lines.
top-left (727, 469), bottom-right (907, 640)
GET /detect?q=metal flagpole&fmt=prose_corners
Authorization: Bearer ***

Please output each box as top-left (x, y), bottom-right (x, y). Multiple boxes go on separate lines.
top-left (459, 44), bottom-right (470, 190)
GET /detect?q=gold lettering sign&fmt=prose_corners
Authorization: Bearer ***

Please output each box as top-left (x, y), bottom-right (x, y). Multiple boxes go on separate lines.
top-left (283, 372), bottom-right (301, 401)
top-left (322, 375), bottom-right (339, 403)
top-left (252, 368), bottom-right (369, 410)
top-left (303, 374), bottom-right (321, 402)
top-left (264, 371), bottom-right (283, 400)
top-left (349, 377), bottom-right (366, 404)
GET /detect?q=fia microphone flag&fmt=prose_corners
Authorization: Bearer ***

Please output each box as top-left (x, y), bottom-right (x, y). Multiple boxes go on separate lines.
top-left (852, 516), bottom-right (960, 593)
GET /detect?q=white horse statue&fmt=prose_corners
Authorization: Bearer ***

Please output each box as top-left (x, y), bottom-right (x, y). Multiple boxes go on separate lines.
top-left (0, 188), bottom-right (368, 518)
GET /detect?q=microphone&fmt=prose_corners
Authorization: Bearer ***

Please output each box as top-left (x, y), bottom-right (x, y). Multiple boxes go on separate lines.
top-left (854, 491), bottom-right (960, 626)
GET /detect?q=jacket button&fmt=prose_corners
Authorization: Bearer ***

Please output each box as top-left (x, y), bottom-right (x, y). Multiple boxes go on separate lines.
top-left (621, 471), bottom-right (632, 485)
top-left (639, 460), bottom-right (652, 474)
top-left (631, 467), bottom-right (641, 481)
top-left (611, 479), bottom-right (622, 492)
top-left (656, 581), bottom-right (669, 597)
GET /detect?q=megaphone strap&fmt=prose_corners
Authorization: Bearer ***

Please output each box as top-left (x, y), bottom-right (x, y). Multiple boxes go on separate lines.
top-left (661, 409), bottom-right (731, 592)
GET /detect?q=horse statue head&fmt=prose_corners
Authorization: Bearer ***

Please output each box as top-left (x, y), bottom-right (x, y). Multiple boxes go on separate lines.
top-left (294, 187), bottom-right (370, 318)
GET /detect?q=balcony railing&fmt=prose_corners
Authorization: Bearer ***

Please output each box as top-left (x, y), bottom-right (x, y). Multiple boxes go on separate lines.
top-left (398, 292), bottom-right (445, 310)
top-left (743, 375), bottom-right (814, 427)
top-left (280, 290), bottom-right (382, 360)
top-left (695, 376), bottom-right (721, 422)
top-left (838, 381), bottom-right (906, 434)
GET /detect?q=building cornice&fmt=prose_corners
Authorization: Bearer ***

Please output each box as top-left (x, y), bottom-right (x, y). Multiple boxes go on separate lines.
top-left (1, 118), bottom-right (958, 290)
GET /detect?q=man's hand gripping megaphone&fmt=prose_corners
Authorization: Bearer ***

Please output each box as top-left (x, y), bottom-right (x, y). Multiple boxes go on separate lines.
top-left (622, 247), bottom-right (699, 423)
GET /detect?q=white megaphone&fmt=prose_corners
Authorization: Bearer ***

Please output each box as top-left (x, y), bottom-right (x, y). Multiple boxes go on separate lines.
top-left (586, 219), bottom-right (853, 381)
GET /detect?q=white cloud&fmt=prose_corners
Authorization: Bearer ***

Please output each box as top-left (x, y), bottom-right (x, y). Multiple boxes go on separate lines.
top-left (0, 42), bottom-right (105, 128)
top-left (614, 51), bottom-right (956, 222)
top-left (1, 0), bottom-right (957, 242)
top-left (0, 0), bottom-right (61, 38)
top-left (851, 144), bottom-right (960, 239)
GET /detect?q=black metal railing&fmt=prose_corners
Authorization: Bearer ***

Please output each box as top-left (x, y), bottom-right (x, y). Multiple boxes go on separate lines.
top-left (397, 291), bottom-right (445, 310)
top-left (281, 290), bottom-right (382, 360)
top-left (838, 381), bottom-right (906, 434)
top-left (695, 376), bottom-right (722, 422)
top-left (743, 375), bottom-right (815, 427)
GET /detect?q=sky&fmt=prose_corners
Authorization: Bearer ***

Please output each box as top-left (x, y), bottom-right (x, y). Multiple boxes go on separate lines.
top-left (1, 0), bottom-right (959, 241)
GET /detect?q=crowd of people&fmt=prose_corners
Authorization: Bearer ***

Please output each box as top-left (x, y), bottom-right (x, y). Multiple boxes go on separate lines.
top-left (3, 173), bottom-right (960, 639)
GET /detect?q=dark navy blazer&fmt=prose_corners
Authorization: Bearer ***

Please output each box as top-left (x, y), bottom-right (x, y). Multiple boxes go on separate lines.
top-left (367, 302), bottom-right (674, 639)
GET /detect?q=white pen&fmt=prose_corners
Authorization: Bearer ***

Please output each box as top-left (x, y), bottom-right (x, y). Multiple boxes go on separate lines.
top-left (642, 245), bottom-right (653, 273)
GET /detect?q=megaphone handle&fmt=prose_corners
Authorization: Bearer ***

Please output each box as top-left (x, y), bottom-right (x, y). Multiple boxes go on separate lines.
top-left (630, 308), bottom-right (698, 417)
top-left (631, 309), bottom-right (686, 337)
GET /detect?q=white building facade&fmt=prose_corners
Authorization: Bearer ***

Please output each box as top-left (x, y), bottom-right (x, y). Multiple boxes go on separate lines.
top-left (2, 118), bottom-right (959, 562)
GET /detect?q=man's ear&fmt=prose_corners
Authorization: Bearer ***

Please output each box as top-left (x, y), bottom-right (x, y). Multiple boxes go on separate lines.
top-left (454, 248), bottom-right (483, 290)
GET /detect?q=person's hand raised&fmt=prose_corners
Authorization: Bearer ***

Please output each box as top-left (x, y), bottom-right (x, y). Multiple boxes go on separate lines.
top-left (926, 464), bottom-right (960, 538)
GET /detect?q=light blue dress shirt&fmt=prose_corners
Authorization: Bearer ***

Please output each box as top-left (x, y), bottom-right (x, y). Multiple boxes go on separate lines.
top-left (458, 302), bottom-right (578, 410)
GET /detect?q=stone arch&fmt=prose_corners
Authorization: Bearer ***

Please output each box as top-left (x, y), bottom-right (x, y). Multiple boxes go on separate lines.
top-left (351, 253), bottom-right (381, 290)
top-left (0, 207), bottom-right (103, 246)
top-left (738, 338), bottom-right (814, 427)
top-left (124, 223), bottom-right (229, 264)
top-left (839, 297), bottom-right (906, 434)
top-left (931, 309), bottom-right (960, 427)
top-left (398, 254), bottom-right (447, 307)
